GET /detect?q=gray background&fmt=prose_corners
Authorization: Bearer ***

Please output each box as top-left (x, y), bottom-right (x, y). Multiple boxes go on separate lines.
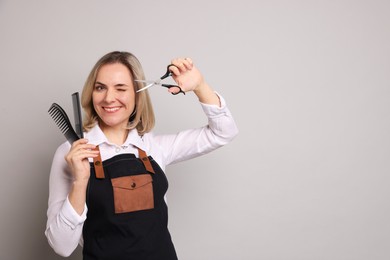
top-left (1, 0), bottom-right (389, 259)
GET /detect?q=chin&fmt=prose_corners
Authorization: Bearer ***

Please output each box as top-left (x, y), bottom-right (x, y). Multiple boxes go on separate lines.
top-left (103, 119), bottom-right (130, 128)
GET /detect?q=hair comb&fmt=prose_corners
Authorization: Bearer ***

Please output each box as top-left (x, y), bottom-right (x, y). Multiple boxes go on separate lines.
top-left (48, 103), bottom-right (80, 144)
top-left (71, 92), bottom-right (84, 138)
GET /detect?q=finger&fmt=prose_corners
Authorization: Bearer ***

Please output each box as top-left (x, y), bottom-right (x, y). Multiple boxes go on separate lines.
top-left (72, 138), bottom-right (89, 146)
top-left (74, 146), bottom-right (100, 155)
top-left (82, 150), bottom-right (100, 158)
top-left (168, 64), bottom-right (181, 76)
top-left (67, 144), bottom-right (99, 161)
top-left (71, 139), bottom-right (96, 150)
top-left (69, 150), bottom-right (99, 164)
top-left (167, 86), bottom-right (183, 95)
top-left (170, 58), bottom-right (189, 73)
top-left (78, 143), bottom-right (98, 151)
top-left (70, 139), bottom-right (88, 151)
top-left (183, 57), bottom-right (193, 69)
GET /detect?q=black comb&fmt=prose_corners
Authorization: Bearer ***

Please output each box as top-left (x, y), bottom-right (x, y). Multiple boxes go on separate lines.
top-left (48, 103), bottom-right (80, 144)
top-left (71, 92), bottom-right (84, 138)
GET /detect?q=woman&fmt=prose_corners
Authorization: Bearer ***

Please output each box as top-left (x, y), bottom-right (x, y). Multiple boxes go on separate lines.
top-left (45, 51), bottom-right (238, 259)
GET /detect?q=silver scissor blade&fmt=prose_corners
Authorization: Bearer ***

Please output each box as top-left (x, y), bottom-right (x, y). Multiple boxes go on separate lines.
top-left (136, 82), bottom-right (155, 93)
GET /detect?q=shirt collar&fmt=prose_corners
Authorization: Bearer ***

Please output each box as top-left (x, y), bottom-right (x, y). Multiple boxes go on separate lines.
top-left (86, 124), bottom-right (146, 150)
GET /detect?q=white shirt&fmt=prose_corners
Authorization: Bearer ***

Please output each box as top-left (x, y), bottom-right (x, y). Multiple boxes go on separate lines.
top-left (45, 94), bottom-right (238, 257)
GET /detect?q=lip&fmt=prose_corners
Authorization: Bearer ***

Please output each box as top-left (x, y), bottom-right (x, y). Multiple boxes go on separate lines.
top-left (103, 106), bottom-right (121, 113)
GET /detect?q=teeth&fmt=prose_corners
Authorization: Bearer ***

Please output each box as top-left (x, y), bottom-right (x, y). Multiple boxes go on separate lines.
top-left (104, 107), bottom-right (120, 112)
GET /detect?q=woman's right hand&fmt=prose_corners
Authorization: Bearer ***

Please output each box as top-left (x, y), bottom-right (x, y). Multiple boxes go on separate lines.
top-left (65, 139), bottom-right (99, 182)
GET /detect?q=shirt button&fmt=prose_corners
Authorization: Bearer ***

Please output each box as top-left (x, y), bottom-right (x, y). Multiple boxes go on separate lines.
top-left (115, 147), bottom-right (121, 153)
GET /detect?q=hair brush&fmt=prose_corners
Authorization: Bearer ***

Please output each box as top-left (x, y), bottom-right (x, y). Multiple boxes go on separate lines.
top-left (48, 103), bottom-right (80, 144)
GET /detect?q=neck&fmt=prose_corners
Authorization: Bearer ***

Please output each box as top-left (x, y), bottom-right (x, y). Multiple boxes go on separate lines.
top-left (99, 123), bottom-right (129, 146)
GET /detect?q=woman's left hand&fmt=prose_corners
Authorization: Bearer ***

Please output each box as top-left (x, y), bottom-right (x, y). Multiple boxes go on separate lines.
top-left (170, 57), bottom-right (221, 106)
top-left (169, 58), bottom-right (205, 94)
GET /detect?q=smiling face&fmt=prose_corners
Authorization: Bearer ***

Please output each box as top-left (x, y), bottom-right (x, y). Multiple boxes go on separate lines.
top-left (92, 63), bottom-right (136, 132)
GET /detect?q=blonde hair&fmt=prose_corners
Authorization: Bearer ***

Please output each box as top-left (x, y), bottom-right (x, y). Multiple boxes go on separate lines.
top-left (81, 51), bottom-right (155, 135)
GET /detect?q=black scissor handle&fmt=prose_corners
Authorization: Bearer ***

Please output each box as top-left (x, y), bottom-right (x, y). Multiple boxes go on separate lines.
top-left (160, 64), bottom-right (178, 80)
top-left (160, 64), bottom-right (185, 95)
top-left (161, 84), bottom-right (185, 95)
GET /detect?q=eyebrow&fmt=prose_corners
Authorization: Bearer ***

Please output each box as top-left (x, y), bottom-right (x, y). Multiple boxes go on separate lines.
top-left (95, 81), bottom-right (106, 86)
top-left (95, 81), bottom-right (129, 87)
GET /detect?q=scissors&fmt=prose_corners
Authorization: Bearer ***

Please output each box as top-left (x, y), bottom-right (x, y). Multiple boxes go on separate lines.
top-left (135, 64), bottom-right (185, 95)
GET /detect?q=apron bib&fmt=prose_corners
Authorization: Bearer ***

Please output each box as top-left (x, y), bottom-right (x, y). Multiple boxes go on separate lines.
top-left (82, 147), bottom-right (178, 260)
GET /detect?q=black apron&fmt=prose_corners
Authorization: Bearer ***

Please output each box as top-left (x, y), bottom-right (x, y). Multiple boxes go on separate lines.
top-left (82, 147), bottom-right (178, 260)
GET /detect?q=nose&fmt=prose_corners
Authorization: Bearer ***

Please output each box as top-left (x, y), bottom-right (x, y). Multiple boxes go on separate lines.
top-left (104, 87), bottom-right (116, 103)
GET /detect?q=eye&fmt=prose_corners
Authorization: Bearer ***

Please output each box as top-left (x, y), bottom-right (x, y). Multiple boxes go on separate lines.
top-left (115, 84), bottom-right (128, 92)
top-left (94, 85), bottom-right (105, 91)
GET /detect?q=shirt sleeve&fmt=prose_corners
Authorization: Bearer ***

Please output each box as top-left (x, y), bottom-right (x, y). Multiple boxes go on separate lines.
top-left (45, 142), bottom-right (87, 257)
top-left (153, 92), bottom-right (239, 165)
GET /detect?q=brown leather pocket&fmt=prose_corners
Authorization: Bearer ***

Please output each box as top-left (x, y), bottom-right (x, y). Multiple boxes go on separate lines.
top-left (111, 174), bottom-right (154, 214)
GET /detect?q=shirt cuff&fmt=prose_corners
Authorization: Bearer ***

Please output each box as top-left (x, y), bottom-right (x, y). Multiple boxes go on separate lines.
top-left (59, 196), bottom-right (88, 230)
top-left (199, 92), bottom-right (228, 117)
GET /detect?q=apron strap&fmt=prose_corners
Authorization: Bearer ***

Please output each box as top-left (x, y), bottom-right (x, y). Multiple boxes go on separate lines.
top-left (92, 146), bottom-right (105, 179)
top-left (92, 146), bottom-right (155, 178)
top-left (137, 148), bottom-right (155, 174)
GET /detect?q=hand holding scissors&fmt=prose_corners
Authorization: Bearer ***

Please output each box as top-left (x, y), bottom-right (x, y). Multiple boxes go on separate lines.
top-left (135, 64), bottom-right (185, 95)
